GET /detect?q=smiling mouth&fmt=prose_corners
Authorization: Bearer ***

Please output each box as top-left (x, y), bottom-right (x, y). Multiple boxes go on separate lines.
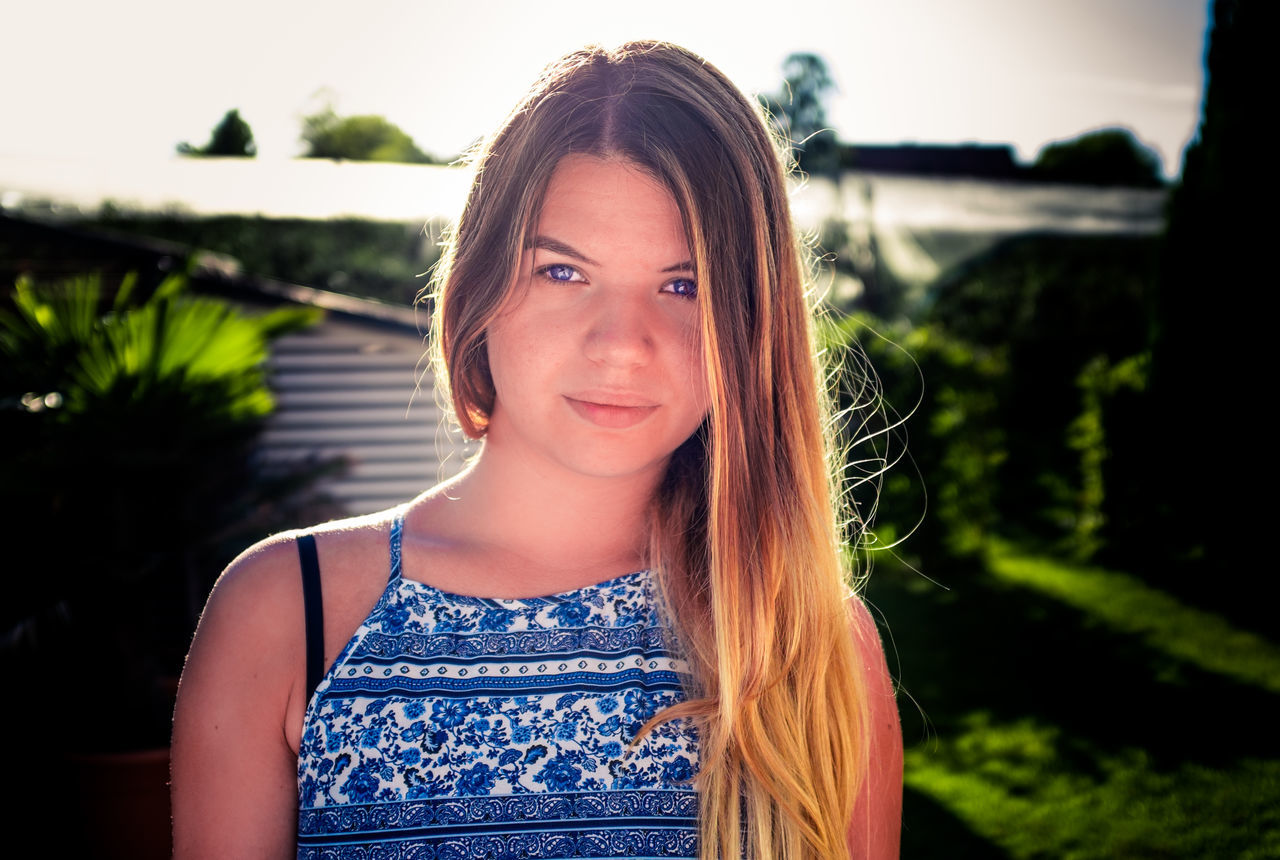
top-left (564, 396), bottom-right (659, 429)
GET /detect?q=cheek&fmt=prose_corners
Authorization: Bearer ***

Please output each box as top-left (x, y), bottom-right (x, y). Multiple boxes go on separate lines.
top-left (482, 281), bottom-right (539, 386)
top-left (484, 320), bottom-right (522, 401)
top-left (678, 329), bottom-right (711, 420)
top-left (486, 312), bottom-right (566, 403)
top-left (690, 370), bottom-right (711, 425)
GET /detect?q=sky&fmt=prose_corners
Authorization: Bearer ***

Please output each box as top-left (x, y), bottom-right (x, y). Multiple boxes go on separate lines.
top-left (4, 0), bottom-right (1209, 177)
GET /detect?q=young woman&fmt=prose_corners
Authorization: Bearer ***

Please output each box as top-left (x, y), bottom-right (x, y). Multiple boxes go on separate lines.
top-left (172, 41), bottom-right (902, 859)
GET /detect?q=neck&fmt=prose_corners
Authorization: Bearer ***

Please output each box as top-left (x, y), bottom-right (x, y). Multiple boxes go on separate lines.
top-left (423, 437), bottom-right (663, 584)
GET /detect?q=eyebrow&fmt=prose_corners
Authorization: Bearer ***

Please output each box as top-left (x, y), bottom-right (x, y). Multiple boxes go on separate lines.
top-left (528, 235), bottom-right (695, 274)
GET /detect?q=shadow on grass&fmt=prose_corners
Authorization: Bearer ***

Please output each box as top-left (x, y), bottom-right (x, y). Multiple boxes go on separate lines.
top-left (902, 785), bottom-right (1010, 859)
top-left (865, 549), bottom-right (1280, 857)
top-left (869, 554), bottom-right (1280, 769)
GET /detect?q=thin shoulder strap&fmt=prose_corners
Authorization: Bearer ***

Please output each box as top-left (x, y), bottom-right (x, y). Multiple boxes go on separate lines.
top-left (297, 533), bottom-right (325, 703)
top-left (388, 510), bottom-right (405, 584)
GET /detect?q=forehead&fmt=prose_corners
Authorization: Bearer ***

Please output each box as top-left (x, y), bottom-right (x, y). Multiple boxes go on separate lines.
top-left (533, 155), bottom-right (689, 259)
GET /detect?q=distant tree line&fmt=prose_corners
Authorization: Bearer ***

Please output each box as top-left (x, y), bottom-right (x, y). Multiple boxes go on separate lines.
top-left (178, 59), bottom-right (1162, 185)
top-left (178, 106), bottom-right (443, 164)
top-left (762, 52), bottom-right (1165, 186)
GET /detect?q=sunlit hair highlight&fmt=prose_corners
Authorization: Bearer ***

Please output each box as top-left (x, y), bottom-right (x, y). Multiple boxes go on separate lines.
top-left (429, 41), bottom-right (870, 860)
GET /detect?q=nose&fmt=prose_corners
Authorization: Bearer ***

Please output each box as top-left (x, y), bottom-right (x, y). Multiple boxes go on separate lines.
top-left (582, 289), bottom-right (656, 368)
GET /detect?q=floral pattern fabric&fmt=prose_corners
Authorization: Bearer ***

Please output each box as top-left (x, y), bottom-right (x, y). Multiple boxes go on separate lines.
top-left (296, 513), bottom-right (700, 858)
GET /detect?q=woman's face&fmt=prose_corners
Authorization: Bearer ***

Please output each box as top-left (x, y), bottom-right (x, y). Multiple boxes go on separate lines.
top-left (484, 154), bottom-right (710, 483)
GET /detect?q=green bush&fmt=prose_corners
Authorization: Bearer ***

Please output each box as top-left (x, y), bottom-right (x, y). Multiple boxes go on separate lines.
top-left (1, 270), bottom-right (322, 749)
top-left (927, 234), bottom-right (1158, 549)
top-left (826, 314), bottom-right (1007, 561)
top-left (1031, 127), bottom-right (1164, 188)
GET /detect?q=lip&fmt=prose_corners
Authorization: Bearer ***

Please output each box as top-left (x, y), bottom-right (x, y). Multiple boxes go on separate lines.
top-left (564, 395), bottom-right (659, 429)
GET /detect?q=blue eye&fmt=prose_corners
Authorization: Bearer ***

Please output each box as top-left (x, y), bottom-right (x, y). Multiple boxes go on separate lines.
top-left (665, 278), bottom-right (698, 299)
top-left (541, 264), bottom-right (581, 282)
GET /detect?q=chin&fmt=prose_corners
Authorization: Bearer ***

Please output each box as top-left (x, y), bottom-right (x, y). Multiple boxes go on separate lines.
top-left (555, 446), bottom-right (675, 483)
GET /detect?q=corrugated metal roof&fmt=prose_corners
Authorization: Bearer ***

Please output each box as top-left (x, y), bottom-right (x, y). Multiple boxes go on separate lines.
top-left (0, 212), bottom-right (479, 517)
top-left (261, 314), bottom-right (477, 516)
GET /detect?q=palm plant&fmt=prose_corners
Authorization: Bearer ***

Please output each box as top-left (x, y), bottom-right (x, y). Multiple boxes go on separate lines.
top-left (1, 270), bottom-right (326, 749)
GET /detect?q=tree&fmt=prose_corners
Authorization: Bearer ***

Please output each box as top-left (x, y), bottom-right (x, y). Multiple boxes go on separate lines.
top-left (300, 107), bottom-right (437, 164)
top-left (1133, 0), bottom-right (1263, 601)
top-left (177, 109), bottom-right (257, 157)
top-left (1031, 128), bottom-right (1163, 187)
top-left (0, 270), bottom-right (320, 751)
top-left (760, 52), bottom-right (839, 175)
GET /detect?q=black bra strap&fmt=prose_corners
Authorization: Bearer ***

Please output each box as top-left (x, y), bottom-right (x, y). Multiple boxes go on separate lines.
top-left (297, 534), bottom-right (325, 703)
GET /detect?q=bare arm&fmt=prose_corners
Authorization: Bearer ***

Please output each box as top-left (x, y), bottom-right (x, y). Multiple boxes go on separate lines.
top-left (171, 536), bottom-right (305, 859)
top-left (848, 597), bottom-right (904, 859)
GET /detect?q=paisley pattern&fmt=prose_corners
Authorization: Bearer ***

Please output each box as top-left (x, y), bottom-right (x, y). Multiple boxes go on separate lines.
top-left (297, 512), bottom-right (700, 858)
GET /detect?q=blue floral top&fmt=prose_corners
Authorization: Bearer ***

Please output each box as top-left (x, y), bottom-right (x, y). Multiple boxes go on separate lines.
top-left (296, 512), bottom-right (700, 858)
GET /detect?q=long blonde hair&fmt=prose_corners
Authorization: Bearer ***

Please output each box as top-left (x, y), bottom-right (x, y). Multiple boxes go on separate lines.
top-left (430, 41), bottom-right (869, 859)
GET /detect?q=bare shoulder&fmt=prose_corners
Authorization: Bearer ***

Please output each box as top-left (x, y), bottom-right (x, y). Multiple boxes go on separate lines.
top-left (171, 510), bottom-right (403, 858)
top-left (198, 510), bottom-right (397, 650)
top-left (170, 530), bottom-right (309, 859)
top-left (200, 530), bottom-right (307, 631)
top-left (212, 510), bottom-right (390, 597)
top-left (844, 591), bottom-right (898, 722)
top-left (846, 595), bottom-right (890, 671)
top-left (301, 511), bottom-right (407, 664)
top-left (176, 508), bottom-right (402, 754)
top-left (846, 592), bottom-right (903, 859)
top-left (845, 593), bottom-right (899, 752)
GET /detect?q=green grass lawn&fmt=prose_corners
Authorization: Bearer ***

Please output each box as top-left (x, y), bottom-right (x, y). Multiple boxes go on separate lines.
top-left (865, 545), bottom-right (1280, 858)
